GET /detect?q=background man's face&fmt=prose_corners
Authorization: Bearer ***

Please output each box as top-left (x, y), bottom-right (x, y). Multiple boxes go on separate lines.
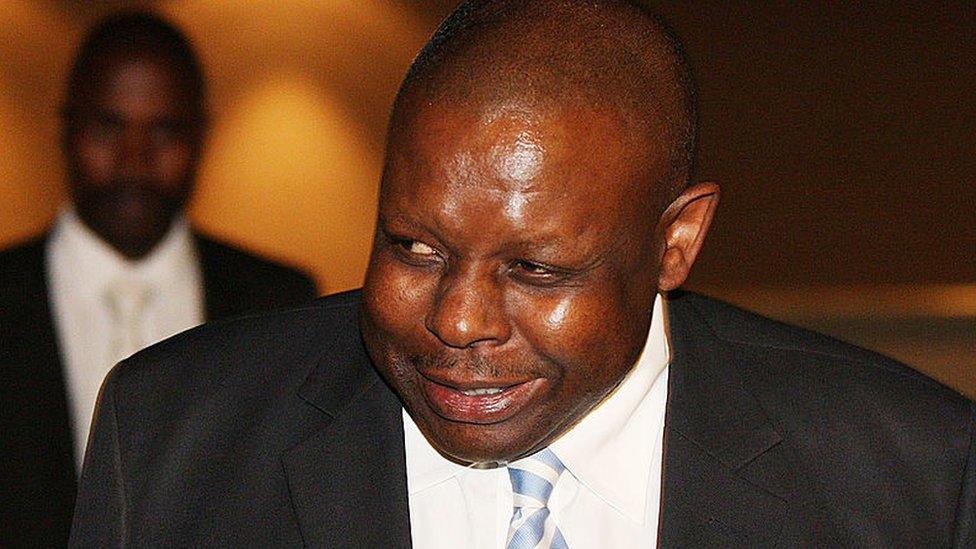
top-left (362, 103), bottom-right (666, 463)
top-left (64, 53), bottom-right (201, 258)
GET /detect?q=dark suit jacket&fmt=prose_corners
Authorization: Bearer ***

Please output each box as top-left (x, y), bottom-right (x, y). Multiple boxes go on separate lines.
top-left (69, 290), bottom-right (975, 547)
top-left (0, 233), bottom-right (317, 548)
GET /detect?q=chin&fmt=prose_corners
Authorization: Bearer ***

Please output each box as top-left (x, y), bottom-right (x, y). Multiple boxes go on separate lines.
top-left (422, 416), bottom-right (544, 465)
top-left (436, 440), bottom-right (522, 466)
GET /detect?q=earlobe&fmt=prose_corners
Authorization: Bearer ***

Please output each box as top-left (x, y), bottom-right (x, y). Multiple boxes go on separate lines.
top-left (657, 182), bottom-right (720, 291)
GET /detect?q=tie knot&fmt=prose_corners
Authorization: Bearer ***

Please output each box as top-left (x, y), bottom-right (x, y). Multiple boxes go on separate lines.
top-left (508, 448), bottom-right (565, 510)
top-left (104, 278), bottom-right (153, 321)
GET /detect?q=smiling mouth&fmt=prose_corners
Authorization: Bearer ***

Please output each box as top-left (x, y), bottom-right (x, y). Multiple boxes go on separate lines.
top-left (418, 374), bottom-right (545, 425)
top-left (458, 387), bottom-right (504, 396)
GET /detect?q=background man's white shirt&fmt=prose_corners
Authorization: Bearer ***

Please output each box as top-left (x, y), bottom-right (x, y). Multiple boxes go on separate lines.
top-left (406, 294), bottom-right (671, 548)
top-left (47, 208), bottom-right (204, 469)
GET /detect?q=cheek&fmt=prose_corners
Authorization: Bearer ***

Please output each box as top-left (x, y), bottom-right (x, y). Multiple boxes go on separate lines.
top-left (542, 297), bottom-right (572, 329)
top-left (514, 290), bottom-right (645, 382)
top-left (518, 293), bottom-right (619, 350)
top-left (71, 138), bottom-right (115, 184)
top-left (154, 143), bottom-right (195, 187)
top-left (363, 256), bottom-right (435, 342)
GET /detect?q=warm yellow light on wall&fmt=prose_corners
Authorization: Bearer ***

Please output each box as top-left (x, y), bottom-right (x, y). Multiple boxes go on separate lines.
top-left (0, 89), bottom-right (61, 242)
top-left (159, 0), bottom-right (432, 293)
top-left (191, 74), bottom-right (380, 293)
top-left (0, 1), bottom-right (77, 243)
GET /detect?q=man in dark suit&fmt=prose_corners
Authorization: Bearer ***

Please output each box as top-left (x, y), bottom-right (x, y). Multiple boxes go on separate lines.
top-left (0, 12), bottom-right (316, 547)
top-left (71, 1), bottom-right (974, 547)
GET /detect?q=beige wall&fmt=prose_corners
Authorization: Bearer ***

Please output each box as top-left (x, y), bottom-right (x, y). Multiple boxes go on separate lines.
top-left (0, 2), bottom-right (76, 244)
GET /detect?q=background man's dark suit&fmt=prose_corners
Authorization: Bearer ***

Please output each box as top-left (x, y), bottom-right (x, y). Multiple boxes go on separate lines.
top-left (0, 233), bottom-right (316, 547)
top-left (70, 290), bottom-right (975, 547)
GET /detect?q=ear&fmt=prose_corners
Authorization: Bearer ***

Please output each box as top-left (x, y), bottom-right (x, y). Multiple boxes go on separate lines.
top-left (656, 182), bottom-right (720, 291)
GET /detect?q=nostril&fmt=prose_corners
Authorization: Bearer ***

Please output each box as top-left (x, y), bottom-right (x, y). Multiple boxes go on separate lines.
top-left (424, 308), bottom-right (472, 349)
top-left (427, 268), bottom-right (512, 348)
top-left (425, 297), bottom-right (510, 349)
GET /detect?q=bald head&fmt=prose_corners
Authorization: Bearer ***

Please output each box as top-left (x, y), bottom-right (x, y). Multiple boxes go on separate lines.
top-left (365, 0), bottom-right (719, 464)
top-left (64, 11), bottom-right (206, 127)
top-left (391, 0), bottom-right (696, 200)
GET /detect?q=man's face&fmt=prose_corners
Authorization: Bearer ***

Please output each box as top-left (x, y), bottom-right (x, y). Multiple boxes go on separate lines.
top-left (362, 103), bottom-right (668, 464)
top-left (63, 53), bottom-right (202, 258)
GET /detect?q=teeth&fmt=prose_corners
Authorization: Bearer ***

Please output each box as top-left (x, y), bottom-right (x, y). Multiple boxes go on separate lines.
top-left (460, 388), bottom-right (504, 396)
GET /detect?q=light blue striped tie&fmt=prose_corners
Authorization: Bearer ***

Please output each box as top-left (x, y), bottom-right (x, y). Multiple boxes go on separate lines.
top-left (506, 448), bottom-right (569, 549)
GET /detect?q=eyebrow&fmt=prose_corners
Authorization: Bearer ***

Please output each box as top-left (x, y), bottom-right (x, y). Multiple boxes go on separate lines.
top-left (82, 107), bottom-right (124, 124)
top-left (82, 106), bottom-right (195, 128)
top-left (379, 204), bottom-right (617, 271)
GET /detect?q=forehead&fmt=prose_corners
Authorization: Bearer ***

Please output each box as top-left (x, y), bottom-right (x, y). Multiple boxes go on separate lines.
top-left (382, 102), bottom-right (662, 250)
top-left (74, 53), bottom-right (193, 114)
top-left (386, 101), bottom-right (649, 197)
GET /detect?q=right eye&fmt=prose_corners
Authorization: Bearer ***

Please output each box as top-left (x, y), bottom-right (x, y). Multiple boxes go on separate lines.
top-left (85, 119), bottom-right (121, 141)
top-left (386, 234), bottom-right (443, 267)
top-left (401, 240), bottom-right (437, 256)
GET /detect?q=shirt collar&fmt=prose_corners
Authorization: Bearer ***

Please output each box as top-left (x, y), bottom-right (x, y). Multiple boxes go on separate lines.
top-left (549, 293), bottom-right (670, 523)
top-left (403, 293), bottom-right (672, 524)
top-left (51, 206), bottom-right (197, 297)
top-left (404, 409), bottom-right (475, 494)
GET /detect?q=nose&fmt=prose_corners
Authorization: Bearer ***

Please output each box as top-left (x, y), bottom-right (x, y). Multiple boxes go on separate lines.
top-left (118, 129), bottom-right (153, 180)
top-left (425, 267), bottom-right (512, 349)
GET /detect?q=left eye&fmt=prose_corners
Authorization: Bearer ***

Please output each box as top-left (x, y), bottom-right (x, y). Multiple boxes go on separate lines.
top-left (513, 260), bottom-right (553, 276)
top-left (509, 259), bottom-right (579, 287)
top-left (152, 127), bottom-right (176, 142)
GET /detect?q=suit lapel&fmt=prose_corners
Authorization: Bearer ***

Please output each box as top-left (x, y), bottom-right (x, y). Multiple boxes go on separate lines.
top-left (281, 322), bottom-right (412, 548)
top-left (278, 290), bottom-right (793, 547)
top-left (0, 236), bottom-right (78, 538)
top-left (659, 293), bottom-right (791, 547)
top-left (6, 238), bottom-right (75, 464)
top-left (194, 235), bottom-right (237, 320)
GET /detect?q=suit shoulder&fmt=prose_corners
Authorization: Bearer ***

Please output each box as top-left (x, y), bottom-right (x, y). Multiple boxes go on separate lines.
top-left (0, 236), bottom-right (45, 274)
top-left (673, 291), bottom-right (971, 408)
top-left (194, 232), bottom-right (317, 296)
top-left (0, 236), bottom-right (48, 302)
top-left (107, 291), bottom-right (361, 404)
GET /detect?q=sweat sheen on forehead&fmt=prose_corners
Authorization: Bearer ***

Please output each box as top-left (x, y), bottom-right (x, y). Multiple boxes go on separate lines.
top-left (390, 0), bottom-right (695, 196)
top-left (384, 98), bottom-right (669, 223)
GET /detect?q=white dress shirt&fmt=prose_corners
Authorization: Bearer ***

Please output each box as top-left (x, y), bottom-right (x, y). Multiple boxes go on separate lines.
top-left (46, 208), bottom-right (205, 471)
top-left (405, 294), bottom-right (671, 549)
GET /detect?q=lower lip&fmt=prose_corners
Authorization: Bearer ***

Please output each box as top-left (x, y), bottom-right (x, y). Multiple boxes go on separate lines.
top-left (420, 377), bottom-right (544, 424)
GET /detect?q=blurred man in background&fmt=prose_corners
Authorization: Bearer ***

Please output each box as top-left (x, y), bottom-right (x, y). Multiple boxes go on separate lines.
top-left (0, 11), bottom-right (316, 546)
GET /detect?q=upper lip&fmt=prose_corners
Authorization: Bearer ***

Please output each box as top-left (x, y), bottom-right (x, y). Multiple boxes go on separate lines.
top-left (417, 370), bottom-right (535, 391)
